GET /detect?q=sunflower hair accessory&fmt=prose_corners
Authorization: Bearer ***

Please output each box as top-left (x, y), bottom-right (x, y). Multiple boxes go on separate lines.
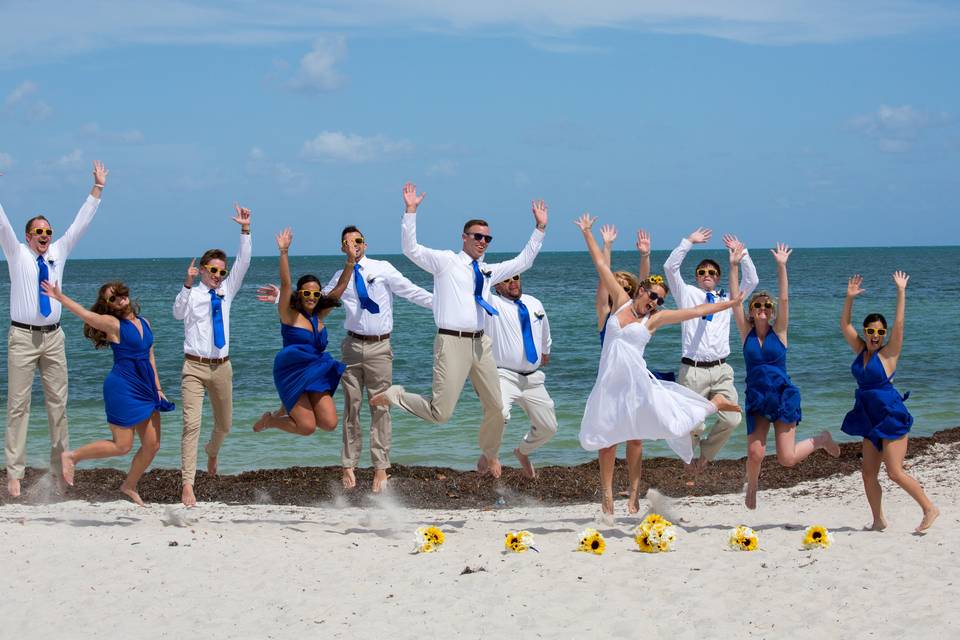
top-left (647, 274), bottom-right (665, 285)
top-left (577, 528), bottom-right (606, 555)
top-left (413, 526), bottom-right (445, 554)
top-left (728, 525), bottom-right (759, 551)
top-left (504, 530), bottom-right (538, 553)
top-left (802, 525), bottom-right (831, 550)
top-left (634, 513), bottom-right (677, 553)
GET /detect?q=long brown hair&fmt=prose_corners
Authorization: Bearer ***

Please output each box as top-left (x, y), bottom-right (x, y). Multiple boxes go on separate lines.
top-left (84, 281), bottom-right (139, 349)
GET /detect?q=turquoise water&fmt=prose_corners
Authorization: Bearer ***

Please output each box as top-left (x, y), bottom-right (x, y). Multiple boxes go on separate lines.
top-left (1, 247), bottom-right (957, 473)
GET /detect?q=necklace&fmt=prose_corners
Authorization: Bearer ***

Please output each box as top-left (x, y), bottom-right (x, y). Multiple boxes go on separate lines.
top-left (630, 305), bottom-right (643, 320)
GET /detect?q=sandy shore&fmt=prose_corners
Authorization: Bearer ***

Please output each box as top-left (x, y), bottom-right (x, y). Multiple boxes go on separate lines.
top-left (1, 442), bottom-right (957, 638)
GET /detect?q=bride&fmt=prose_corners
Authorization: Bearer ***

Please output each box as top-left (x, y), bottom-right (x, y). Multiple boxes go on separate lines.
top-left (574, 214), bottom-right (743, 521)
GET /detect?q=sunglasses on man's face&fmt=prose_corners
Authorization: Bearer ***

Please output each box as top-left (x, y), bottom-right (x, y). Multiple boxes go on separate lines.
top-left (300, 290), bottom-right (323, 299)
top-left (204, 265), bottom-right (229, 277)
top-left (343, 237), bottom-right (365, 246)
top-left (752, 301), bottom-right (774, 310)
top-left (864, 327), bottom-right (887, 337)
top-left (467, 232), bottom-right (493, 243)
top-left (30, 228), bottom-right (53, 237)
top-left (696, 268), bottom-right (719, 277)
top-left (501, 275), bottom-right (520, 284)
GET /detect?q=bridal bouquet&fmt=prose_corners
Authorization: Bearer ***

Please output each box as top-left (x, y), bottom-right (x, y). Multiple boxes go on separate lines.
top-left (413, 526), bottom-right (445, 553)
top-left (635, 513), bottom-right (677, 553)
top-left (577, 528), bottom-right (606, 555)
top-left (802, 525), bottom-right (832, 550)
top-left (728, 525), bottom-right (759, 551)
top-left (504, 530), bottom-right (537, 553)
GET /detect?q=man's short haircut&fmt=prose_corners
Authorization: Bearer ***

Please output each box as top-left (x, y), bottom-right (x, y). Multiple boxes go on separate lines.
top-left (25, 215), bottom-right (50, 235)
top-left (463, 219), bottom-right (489, 233)
top-left (341, 225), bottom-right (362, 242)
top-left (695, 259), bottom-right (722, 277)
top-left (200, 248), bottom-right (227, 266)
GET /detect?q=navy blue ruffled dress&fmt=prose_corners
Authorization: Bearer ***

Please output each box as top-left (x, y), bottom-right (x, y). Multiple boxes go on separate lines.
top-left (104, 317), bottom-right (175, 427)
top-left (841, 349), bottom-right (912, 451)
top-left (743, 328), bottom-right (801, 433)
top-left (273, 313), bottom-right (346, 413)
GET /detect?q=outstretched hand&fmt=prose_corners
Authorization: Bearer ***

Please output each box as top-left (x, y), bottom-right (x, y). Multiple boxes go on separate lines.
top-left (771, 242), bottom-right (792, 264)
top-left (232, 203), bottom-right (251, 227)
top-left (688, 227), bottom-right (712, 244)
top-left (600, 224), bottom-right (617, 245)
top-left (403, 182), bottom-right (425, 212)
top-left (636, 229), bottom-right (651, 255)
top-left (727, 241), bottom-right (745, 265)
top-left (276, 228), bottom-right (293, 252)
top-left (40, 279), bottom-right (64, 301)
top-left (532, 199), bottom-right (548, 227)
top-left (847, 274), bottom-right (865, 297)
top-left (893, 270), bottom-right (910, 290)
top-left (256, 283), bottom-right (280, 303)
top-left (574, 213), bottom-right (597, 233)
top-left (92, 160), bottom-right (109, 187)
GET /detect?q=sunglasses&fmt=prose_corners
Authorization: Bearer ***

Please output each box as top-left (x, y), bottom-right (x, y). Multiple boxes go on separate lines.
top-left (107, 293), bottom-right (128, 303)
top-left (467, 232), bottom-right (493, 243)
top-left (641, 287), bottom-right (665, 306)
top-left (299, 290), bottom-right (323, 299)
top-left (751, 301), bottom-right (774, 310)
top-left (864, 327), bottom-right (887, 337)
top-left (204, 265), bottom-right (229, 277)
top-left (500, 275), bottom-right (520, 284)
top-left (30, 228), bottom-right (53, 237)
top-left (342, 237), bottom-right (365, 246)
top-left (696, 268), bottom-right (719, 277)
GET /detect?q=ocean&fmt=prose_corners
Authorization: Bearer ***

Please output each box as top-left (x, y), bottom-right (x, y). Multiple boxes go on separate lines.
top-left (1, 246), bottom-right (957, 473)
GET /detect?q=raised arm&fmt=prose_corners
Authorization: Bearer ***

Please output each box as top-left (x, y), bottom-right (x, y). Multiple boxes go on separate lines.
top-left (173, 259), bottom-right (199, 320)
top-left (594, 224), bottom-right (617, 328)
top-left (576, 214), bottom-right (630, 311)
top-left (884, 271), bottom-right (909, 361)
top-left (276, 228), bottom-right (294, 319)
top-left (324, 254), bottom-right (357, 303)
top-left (727, 242), bottom-right (749, 343)
top-left (52, 161), bottom-right (107, 257)
top-left (486, 199), bottom-right (547, 282)
top-left (648, 293), bottom-right (745, 332)
top-left (384, 265), bottom-right (433, 309)
top-left (663, 228), bottom-right (711, 309)
top-left (840, 274), bottom-right (866, 353)
top-left (0, 199), bottom-right (19, 258)
top-left (771, 243), bottom-right (791, 340)
top-left (221, 204), bottom-right (252, 298)
top-left (41, 280), bottom-right (120, 339)
top-left (637, 229), bottom-right (651, 280)
top-left (401, 182), bottom-right (448, 274)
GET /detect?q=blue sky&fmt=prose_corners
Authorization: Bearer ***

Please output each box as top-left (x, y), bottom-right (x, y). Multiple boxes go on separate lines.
top-left (1, 1), bottom-right (958, 259)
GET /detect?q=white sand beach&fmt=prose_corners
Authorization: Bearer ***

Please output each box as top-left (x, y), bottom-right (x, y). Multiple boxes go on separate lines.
top-left (1, 443), bottom-right (957, 639)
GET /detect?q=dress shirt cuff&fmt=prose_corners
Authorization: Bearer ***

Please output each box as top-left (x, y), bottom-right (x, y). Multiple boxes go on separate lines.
top-left (678, 237), bottom-right (692, 250)
top-left (86, 195), bottom-right (101, 204)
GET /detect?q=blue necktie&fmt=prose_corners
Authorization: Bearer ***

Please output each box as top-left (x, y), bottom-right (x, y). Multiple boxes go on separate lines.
top-left (209, 288), bottom-right (226, 349)
top-left (354, 264), bottom-right (380, 314)
top-left (515, 298), bottom-right (538, 364)
top-left (703, 289), bottom-right (725, 322)
top-left (471, 260), bottom-right (498, 316)
top-left (37, 255), bottom-right (51, 317)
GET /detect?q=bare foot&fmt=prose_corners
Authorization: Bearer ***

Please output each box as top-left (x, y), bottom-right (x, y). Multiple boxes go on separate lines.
top-left (865, 517), bottom-right (887, 531)
top-left (600, 494), bottom-right (615, 525)
top-left (627, 492), bottom-right (640, 514)
top-left (342, 467), bottom-right (356, 490)
top-left (916, 506), bottom-right (939, 533)
top-left (711, 395), bottom-right (742, 413)
top-left (817, 431), bottom-right (841, 458)
top-left (487, 457), bottom-right (502, 479)
top-left (513, 448), bottom-right (536, 479)
top-left (745, 482), bottom-right (758, 510)
top-left (6, 477), bottom-right (21, 497)
top-left (119, 484), bottom-right (145, 507)
top-left (370, 385), bottom-right (403, 408)
top-left (372, 469), bottom-right (390, 494)
top-left (61, 451), bottom-right (76, 486)
top-left (181, 483), bottom-right (197, 508)
top-left (207, 454), bottom-right (219, 475)
top-left (253, 411), bottom-right (272, 432)
top-left (476, 455), bottom-right (490, 476)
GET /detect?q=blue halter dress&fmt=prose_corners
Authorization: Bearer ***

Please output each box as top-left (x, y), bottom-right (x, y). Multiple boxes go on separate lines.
top-left (841, 349), bottom-right (912, 451)
top-left (742, 328), bottom-right (801, 433)
top-left (103, 317), bottom-right (175, 427)
top-left (273, 313), bottom-right (346, 413)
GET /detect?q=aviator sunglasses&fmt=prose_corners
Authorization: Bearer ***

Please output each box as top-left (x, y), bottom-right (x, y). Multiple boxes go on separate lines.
top-left (30, 228), bottom-right (54, 237)
top-left (696, 268), bottom-right (719, 277)
top-left (467, 232), bottom-right (493, 243)
top-left (864, 327), bottom-right (887, 337)
top-left (204, 265), bottom-right (229, 277)
top-left (299, 290), bottom-right (323, 299)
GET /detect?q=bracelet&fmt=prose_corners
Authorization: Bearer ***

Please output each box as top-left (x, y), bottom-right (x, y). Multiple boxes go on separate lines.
top-left (639, 251), bottom-right (650, 257)
top-left (94, 183), bottom-right (105, 188)
top-left (536, 223), bottom-right (547, 231)
top-left (183, 284), bottom-right (192, 289)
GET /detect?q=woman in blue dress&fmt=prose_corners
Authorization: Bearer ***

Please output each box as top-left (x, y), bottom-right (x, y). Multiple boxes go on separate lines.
top-left (41, 280), bottom-right (173, 506)
top-left (840, 271), bottom-right (938, 533)
top-left (729, 242), bottom-right (839, 510)
top-left (253, 227), bottom-right (353, 436)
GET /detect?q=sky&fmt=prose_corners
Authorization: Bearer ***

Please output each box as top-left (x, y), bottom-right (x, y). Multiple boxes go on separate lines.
top-left (0, 1), bottom-right (958, 259)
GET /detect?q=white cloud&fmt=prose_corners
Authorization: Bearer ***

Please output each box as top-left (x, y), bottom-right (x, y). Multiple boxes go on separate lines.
top-left (0, 152), bottom-right (13, 171)
top-left (246, 146), bottom-right (306, 193)
top-left (427, 159), bottom-right (458, 176)
top-left (288, 36), bottom-right (346, 92)
top-left (56, 149), bottom-right (85, 169)
top-left (26, 100), bottom-right (53, 122)
top-left (849, 104), bottom-right (952, 153)
top-left (80, 122), bottom-right (145, 144)
top-left (4, 81), bottom-right (37, 108)
top-left (301, 131), bottom-right (413, 163)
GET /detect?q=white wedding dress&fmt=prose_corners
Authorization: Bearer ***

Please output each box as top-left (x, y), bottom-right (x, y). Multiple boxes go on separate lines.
top-left (579, 304), bottom-right (715, 462)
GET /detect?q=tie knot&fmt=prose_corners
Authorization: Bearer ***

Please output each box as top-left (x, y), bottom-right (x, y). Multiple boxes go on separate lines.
top-left (37, 255), bottom-right (45, 265)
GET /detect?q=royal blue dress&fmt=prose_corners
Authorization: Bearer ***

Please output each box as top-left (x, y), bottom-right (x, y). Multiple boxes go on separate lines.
top-left (841, 349), bottom-right (912, 451)
top-left (273, 313), bottom-right (346, 413)
top-left (104, 317), bottom-right (174, 427)
top-left (743, 328), bottom-right (801, 434)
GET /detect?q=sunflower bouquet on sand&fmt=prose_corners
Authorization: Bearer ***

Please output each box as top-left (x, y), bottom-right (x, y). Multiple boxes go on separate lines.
top-left (728, 525), bottom-right (759, 551)
top-left (504, 530), bottom-right (538, 553)
top-left (635, 514), bottom-right (677, 553)
top-left (802, 525), bottom-right (832, 550)
top-left (413, 526), bottom-right (445, 553)
top-left (577, 528), bottom-right (606, 555)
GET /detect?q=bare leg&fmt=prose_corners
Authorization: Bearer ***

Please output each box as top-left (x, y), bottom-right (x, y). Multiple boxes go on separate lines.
top-left (625, 440), bottom-right (643, 514)
top-left (513, 448), bottom-right (536, 479)
top-left (861, 440), bottom-right (886, 531)
top-left (308, 392), bottom-right (339, 433)
top-left (773, 423), bottom-right (832, 468)
top-left (181, 483), bottom-right (197, 507)
top-left (342, 467), bottom-right (356, 489)
top-left (476, 454), bottom-right (502, 478)
top-left (119, 413), bottom-right (161, 507)
top-left (372, 468), bottom-right (390, 493)
top-left (62, 425), bottom-right (137, 486)
top-left (598, 445), bottom-right (617, 522)
top-left (882, 436), bottom-right (939, 533)
top-left (710, 394), bottom-right (742, 414)
top-left (254, 397), bottom-right (319, 436)
top-left (6, 477), bottom-right (20, 497)
top-left (745, 419), bottom-right (770, 510)
top-left (207, 453), bottom-right (219, 475)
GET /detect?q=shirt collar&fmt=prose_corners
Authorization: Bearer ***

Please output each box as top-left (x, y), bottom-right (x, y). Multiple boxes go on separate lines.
top-left (458, 251), bottom-right (484, 265)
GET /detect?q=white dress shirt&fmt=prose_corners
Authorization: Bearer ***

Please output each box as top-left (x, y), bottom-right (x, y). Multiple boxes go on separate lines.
top-left (0, 195), bottom-right (100, 325)
top-left (323, 255), bottom-right (433, 336)
top-left (172, 233), bottom-right (252, 358)
top-left (486, 293), bottom-right (551, 373)
top-left (401, 213), bottom-right (545, 332)
top-left (663, 237), bottom-right (759, 361)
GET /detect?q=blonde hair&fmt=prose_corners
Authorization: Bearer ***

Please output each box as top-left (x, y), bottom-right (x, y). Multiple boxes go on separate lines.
top-left (747, 290), bottom-right (776, 324)
top-left (613, 271), bottom-right (638, 298)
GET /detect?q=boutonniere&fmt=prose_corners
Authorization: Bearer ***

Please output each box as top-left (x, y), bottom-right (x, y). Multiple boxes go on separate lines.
top-left (481, 269), bottom-right (492, 278)
top-left (534, 311), bottom-right (545, 320)
top-left (47, 258), bottom-right (56, 267)
top-left (366, 276), bottom-right (377, 285)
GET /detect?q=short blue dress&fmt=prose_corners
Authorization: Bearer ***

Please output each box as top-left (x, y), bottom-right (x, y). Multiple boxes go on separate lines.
top-left (273, 313), bottom-right (346, 413)
top-left (743, 328), bottom-right (801, 434)
top-left (104, 317), bottom-right (175, 427)
top-left (841, 349), bottom-right (912, 451)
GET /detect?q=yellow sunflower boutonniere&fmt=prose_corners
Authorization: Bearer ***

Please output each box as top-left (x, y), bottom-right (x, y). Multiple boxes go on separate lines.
top-left (577, 528), bottom-right (606, 555)
top-left (635, 514), bottom-right (677, 553)
top-left (728, 525), bottom-right (759, 552)
top-left (504, 530), bottom-right (538, 553)
top-left (802, 525), bottom-right (832, 550)
top-left (414, 526), bottom-right (445, 554)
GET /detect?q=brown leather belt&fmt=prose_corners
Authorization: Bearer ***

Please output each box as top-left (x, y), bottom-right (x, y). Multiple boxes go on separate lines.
top-left (681, 357), bottom-right (726, 368)
top-left (11, 321), bottom-right (60, 333)
top-left (185, 354), bottom-right (230, 365)
top-left (347, 330), bottom-right (391, 342)
top-left (438, 328), bottom-right (484, 339)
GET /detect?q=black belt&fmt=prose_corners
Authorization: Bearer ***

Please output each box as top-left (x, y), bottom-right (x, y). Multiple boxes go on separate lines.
top-left (438, 328), bottom-right (484, 339)
top-left (681, 357), bottom-right (726, 368)
top-left (505, 368), bottom-right (537, 376)
top-left (11, 321), bottom-right (60, 333)
top-left (347, 330), bottom-right (391, 342)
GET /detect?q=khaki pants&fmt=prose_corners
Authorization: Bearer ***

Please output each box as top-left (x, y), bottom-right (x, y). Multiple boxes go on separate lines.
top-left (4, 326), bottom-right (69, 479)
top-left (678, 362), bottom-right (741, 461)
top-left (340, 336), bottom-right (393, 469)
top-left (396, 334), bottom-right (504, 460)
top-left (180, 358), bottom-right (233, 486)
top-left (498, 369), bottom-right (558, 456)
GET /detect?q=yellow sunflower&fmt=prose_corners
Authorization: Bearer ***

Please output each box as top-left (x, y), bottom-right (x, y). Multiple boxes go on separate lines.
top-left (742, 535), bottom-right (758, 551)
top-left (729, 525), bottom-right (759, 551)
top-left (424, 526), bottom-right (445, 545)
top-left (802, 525), bottom-right (831, 549)
top-left (635, 529), bottom-right (656, 553)
top-left (578, 528), bottom-right (606, 555)
top-left (643, 513), bottom-right (670, 527)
